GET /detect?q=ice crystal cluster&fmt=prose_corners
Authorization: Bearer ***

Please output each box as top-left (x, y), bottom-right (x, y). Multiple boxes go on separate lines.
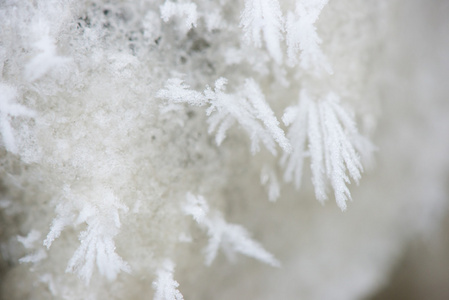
top-left (1, 0), bottom-right (448, 299)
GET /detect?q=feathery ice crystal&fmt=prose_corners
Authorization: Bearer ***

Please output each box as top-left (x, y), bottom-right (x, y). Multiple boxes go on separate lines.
top-left (1, 0), bottom-right (448, 299)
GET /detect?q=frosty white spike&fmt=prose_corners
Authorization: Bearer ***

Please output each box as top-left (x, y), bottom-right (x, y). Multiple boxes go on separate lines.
top-left (184, 193), bottom-right (280, 267)
top-left (0, 83), bottom-right (35, 154)
top-left (282, 90), bottom-right (367, 210)
top-left (152, 259), bottom-right (184, 300)
top-left (240, 0), bottom-right (284, 63)
top-left (286, 0), bottom-right (332, 74)
top-left (158, 77), bottom-right (291, 155)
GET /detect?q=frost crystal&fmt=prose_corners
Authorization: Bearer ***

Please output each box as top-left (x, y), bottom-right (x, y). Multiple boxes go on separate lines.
top-left (282, 90), bottom-right (368, 210)
top-left (158, 77), bottom-right (291, 155)
top-left (152, 259), bottom-right (184, 300)
top-left (44, 186), bottom-right (130, 284)
top-left (240, 0), bottom-right (284, 63)
top-left (261, 165), bottom-right (281, 202)
top-left (184, 193), bottom-right (280, 267)
top-left (0, 83), bottom-right (35, 154)
top-left (17, 230), bottom-right (41, 249)
top-left (18, 230), bottom-right (47, 264)
top-left (286, 0), bottom-right (332, 73)
top-left (19, 249), bottom-right (48, 264)
top-left (160, 0), bottom-right (198, 34)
